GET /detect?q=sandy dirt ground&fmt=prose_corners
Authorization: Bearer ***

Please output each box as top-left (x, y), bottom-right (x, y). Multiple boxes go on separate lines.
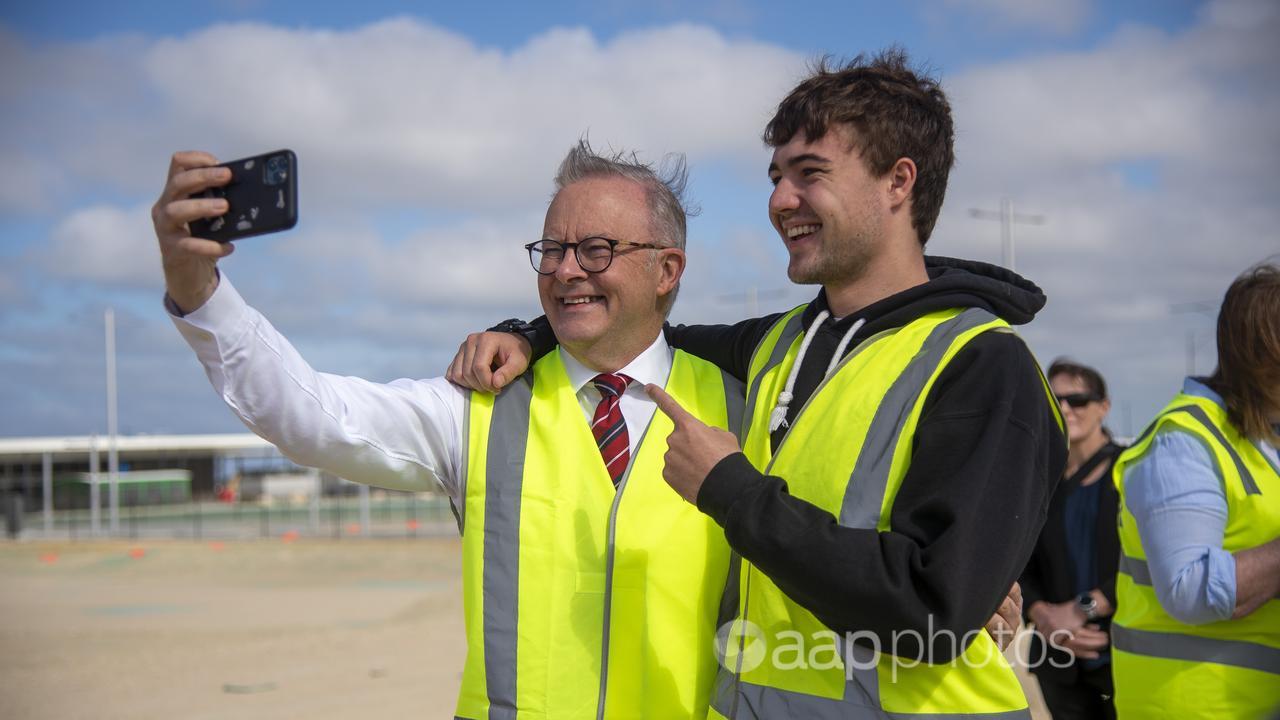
top-left (1, 538), bottom-right (466, 719)
top-left (0, 538), bottom-right (1049, 719)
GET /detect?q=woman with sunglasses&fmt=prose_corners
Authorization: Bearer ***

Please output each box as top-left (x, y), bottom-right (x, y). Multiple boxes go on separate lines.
top-left (1013, 358), bottom-right (1116, 717)
top-left (1020, 358), bottom-right (1122, 719)
top-left (1111, 263), bottom-right (1280, 719)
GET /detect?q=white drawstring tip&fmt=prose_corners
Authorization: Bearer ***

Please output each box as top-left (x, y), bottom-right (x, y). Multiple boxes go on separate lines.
top-left (768, 391), bottom-right (794, 432)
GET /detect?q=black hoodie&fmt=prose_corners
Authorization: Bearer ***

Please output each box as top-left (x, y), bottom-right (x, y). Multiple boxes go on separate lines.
top-left (670, 256), bottom-right (1067, 661)
top-left (516, 256), bottom-right (1067, 661)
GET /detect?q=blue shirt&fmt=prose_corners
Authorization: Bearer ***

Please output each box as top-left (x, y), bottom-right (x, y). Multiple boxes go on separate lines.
top-left (1063, 476), bottom-right (1108, 667)
top-left (1064, 478), bottom-right (1101, 596)
top-left (1122, 378), bottom-right (1280, 625)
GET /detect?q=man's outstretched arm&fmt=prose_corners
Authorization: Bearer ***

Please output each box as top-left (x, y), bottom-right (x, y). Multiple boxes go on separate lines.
top-left (155, 151), bottom-right (464, 497)
top-left (447, 314), bottom-right (782, 391)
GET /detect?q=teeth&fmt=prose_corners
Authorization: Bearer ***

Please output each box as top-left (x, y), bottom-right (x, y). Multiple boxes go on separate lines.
top-left (787, 224), bottom-right (821, 238)
top-left (562, 297), bottom-right (599, 305)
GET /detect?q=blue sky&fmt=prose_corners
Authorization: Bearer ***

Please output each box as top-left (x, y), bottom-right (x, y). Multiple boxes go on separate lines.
top-left (1, 0), bottom-right (1276, 439)
top-left (0, 1), bottom-right (1202, 52)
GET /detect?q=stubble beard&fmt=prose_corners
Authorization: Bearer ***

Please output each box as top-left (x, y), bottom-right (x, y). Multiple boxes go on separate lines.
top-left (787, 232), bottom-right (874, 288)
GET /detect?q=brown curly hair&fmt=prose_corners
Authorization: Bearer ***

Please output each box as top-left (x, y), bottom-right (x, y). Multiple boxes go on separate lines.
top-left (762, 47), bottom-right (955, 246)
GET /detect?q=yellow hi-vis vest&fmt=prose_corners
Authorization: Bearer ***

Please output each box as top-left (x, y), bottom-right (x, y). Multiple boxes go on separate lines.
top-left (710, 306), bottom-right (1061, 719)
top-left (1111, 392), bottom-right (1280, 720)
top-left (454, 347), bottom-right (744, 720)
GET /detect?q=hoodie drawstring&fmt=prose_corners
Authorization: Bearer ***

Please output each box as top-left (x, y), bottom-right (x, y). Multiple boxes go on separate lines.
top-left (768, 314), bottom-right (866, 433)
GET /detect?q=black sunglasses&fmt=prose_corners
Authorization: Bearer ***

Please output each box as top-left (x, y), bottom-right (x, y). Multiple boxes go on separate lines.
top-left (1057, 392), bottom-right (1102, 409)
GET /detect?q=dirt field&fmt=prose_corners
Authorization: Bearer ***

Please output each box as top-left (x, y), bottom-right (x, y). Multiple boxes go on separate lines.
top-left (0, 539), bottom-right (1049, 719)
top-left (0, 538), bottom-right (467, 719)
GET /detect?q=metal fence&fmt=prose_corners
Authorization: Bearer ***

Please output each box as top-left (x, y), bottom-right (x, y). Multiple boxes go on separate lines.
top-left (3, 492), bottom-right (459, 541)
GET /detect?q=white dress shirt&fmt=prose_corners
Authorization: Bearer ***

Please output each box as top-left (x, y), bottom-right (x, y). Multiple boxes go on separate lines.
top-left (170, 273), bottom-right (673, 504)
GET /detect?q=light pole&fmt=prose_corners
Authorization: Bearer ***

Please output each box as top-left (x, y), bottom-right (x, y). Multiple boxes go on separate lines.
top-left (969, 198), bottom-right (1046, 273)
top-left (1171, 301), bottom-right (1217, 376)
top-left (105, 308), bottom-right (120, 535)
top-left (89, 434), bottom-right (100, 536)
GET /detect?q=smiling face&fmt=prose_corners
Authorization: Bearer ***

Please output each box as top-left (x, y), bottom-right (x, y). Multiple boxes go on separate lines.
top-left (537, 176), bottom-right (684, 371)
top-left (767, 126), bottom-right (889, 288)
top-left (1050, 373), bottom-right (1111, 446)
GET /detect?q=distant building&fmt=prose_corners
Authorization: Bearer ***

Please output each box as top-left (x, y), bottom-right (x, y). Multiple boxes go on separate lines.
top-left (0, 434), bottom-right (297, 508)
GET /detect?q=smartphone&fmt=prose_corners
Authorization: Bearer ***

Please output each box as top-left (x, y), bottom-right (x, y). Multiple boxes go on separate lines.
top-left (190, 149), bottom-right (298, 242)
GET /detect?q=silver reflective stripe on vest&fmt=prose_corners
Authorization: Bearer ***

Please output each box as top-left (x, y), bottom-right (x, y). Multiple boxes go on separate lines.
top-left (716, 309), bottom-right (801, 720)
top-left (1176, 405), bottom-right (1262, 495)
top-left (743, 310), bottom-right (807, 436)
top-left (712, 662), bottom-right (738, 718)
top-left (726, 677), bottom-right (1032, 720)
top-left (710, 553), bottom-right (745, 719)
top-left (1133, 404), bottom-right (1262, 496)
top-left (1119, 555), bottom-right (1153, 585)
top-left (716, 553), bottom-right (743, 630)
top-left (840, 308), bottom-right (1000, 529)
top-left (483, 375), bottom-right (533, 719)
top-left (1112, 625), bottom-right (1280, 675)
top-left (709, 370), bottom-right (747, 717)
top-left (723, 370), bottom-right (747, 441)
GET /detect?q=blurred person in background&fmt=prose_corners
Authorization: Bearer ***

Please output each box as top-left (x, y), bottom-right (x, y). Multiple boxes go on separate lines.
top-left (1021, 359), bottom-right (1122, 719)
top-left (1112, 262), bottom-right (1280, 719)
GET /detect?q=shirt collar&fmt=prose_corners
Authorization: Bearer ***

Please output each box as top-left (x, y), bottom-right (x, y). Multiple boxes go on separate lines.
top-left (1182, 376), bottom-right (1225, 405)
top-left (558, 333), bottom-right (673, 396)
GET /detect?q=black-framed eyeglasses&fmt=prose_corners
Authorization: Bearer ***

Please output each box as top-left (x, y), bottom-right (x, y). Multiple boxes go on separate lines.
top-left (524, 237), bottom-right (663, 275)
top-left (1057, 392), bottom-right (1102, 409)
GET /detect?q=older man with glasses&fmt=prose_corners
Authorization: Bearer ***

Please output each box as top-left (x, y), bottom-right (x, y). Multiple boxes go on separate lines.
top-left (450, 49), bottom-right (1064, 720)
top-left (152, 140), bottom-right (745, 718)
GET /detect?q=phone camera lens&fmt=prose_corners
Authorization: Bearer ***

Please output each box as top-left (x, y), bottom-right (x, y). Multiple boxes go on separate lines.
top-left (264, 155), bottom-right (289, 186)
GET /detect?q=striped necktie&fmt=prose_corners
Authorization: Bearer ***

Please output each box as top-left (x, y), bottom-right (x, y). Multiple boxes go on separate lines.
top-left (591, 373), bottom-right (632, 487)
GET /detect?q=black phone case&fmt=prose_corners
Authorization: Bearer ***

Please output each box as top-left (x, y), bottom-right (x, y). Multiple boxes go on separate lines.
top-left (190, 149), bottom-right (298, 242)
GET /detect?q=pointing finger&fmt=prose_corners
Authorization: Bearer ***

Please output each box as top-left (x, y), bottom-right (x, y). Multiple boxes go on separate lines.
top-left (645, 383), bottom-right (695, 425)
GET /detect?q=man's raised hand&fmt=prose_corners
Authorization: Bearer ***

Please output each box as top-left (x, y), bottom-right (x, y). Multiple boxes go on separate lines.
top-left (151, 151), bottom-right (235, 313)
top-left (446, 332), bottom-right (532, 393)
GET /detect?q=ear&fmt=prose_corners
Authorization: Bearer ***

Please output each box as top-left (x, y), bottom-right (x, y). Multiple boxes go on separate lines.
top-left (886, 157), bottom-right (917, 210)
top-left (656, 248), bottom-right (686, 297)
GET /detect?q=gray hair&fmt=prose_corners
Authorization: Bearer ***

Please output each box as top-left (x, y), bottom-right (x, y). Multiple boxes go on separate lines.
top-left (552, 138), bottom-right (698, 252)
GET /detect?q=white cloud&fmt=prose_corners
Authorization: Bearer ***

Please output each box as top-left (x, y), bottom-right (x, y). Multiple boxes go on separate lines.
top-left (0, 19), bottom-right (802, 215)
top-left (3, 3), bottom-right (1279, 436)
top-left (938, 0), bottom-right (1280, 424)
top-left (39, 203), bottom-right (161, 287)
top-left (365, 221), bottom-right (532, 308)
top-left (948, 2), bottom-right (1280, 187)
top-left (267, 212), bottom-right (543, 309)
top-left (0, 17), bottom-right (804, 388)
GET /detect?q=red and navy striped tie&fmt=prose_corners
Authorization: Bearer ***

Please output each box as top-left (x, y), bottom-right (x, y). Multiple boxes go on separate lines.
top-left (591, 373), bottom-right (632, 487)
